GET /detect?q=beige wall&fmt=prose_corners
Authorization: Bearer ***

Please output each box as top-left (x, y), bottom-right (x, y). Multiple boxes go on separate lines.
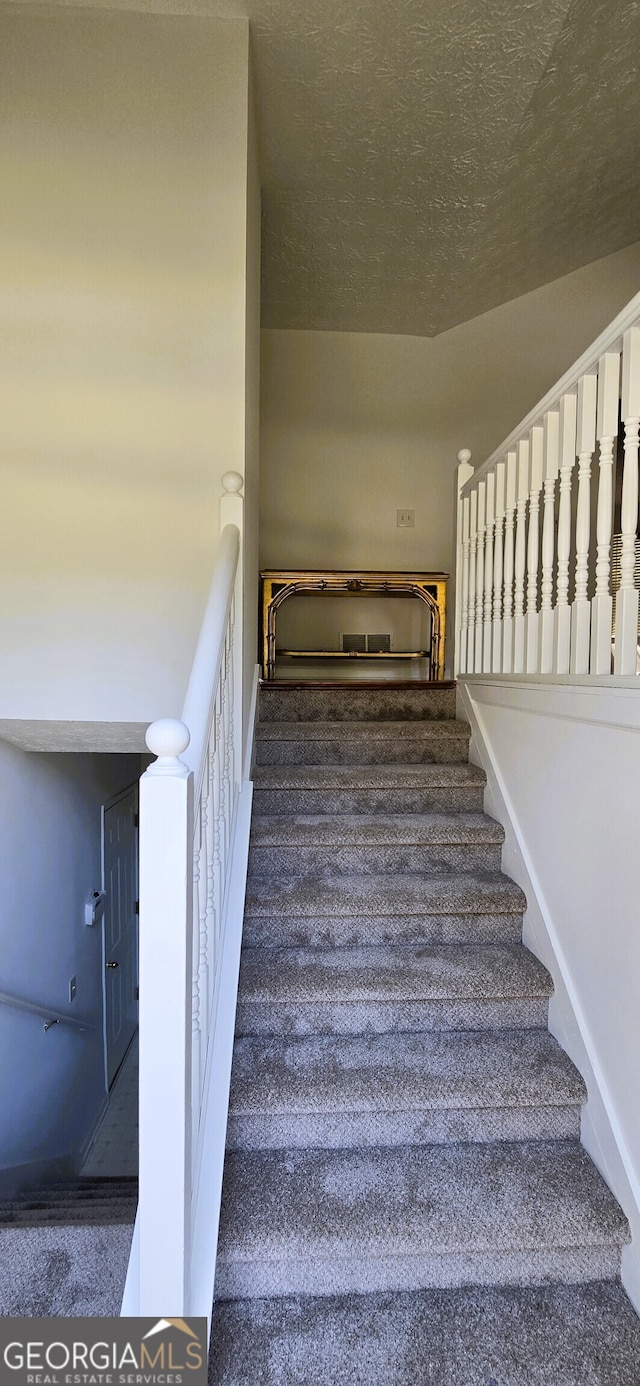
top-left (260, 242), bottom-right (640, 666)
top-left (0, 10), bottom-right (255, 723)
top-left (243, 44), bottom-right (262, 737)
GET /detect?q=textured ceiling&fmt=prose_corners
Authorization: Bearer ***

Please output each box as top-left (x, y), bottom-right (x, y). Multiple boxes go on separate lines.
top-left (253, 0), bottom-right (640, 334)
top-left (12, 0), bottom-right (640, 334)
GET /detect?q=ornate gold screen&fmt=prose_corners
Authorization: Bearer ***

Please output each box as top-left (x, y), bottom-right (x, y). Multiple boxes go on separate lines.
top-left (260, 570), bottom-right (448, 681)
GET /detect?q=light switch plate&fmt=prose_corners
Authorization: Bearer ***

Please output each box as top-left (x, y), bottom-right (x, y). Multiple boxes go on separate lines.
top-left (397, 509), bottom-right (415, 527)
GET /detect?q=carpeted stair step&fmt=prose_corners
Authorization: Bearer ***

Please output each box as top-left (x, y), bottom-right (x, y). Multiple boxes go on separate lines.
top-left (255, 719), bottom-right (470, 765)
top-left (227, 1029), bottom-right (586, 1149)
top-left (235, 942), bottom-right (552, 1036)
top-left (243, 871), bottom-right (526, 948)
top-left (258, 685), bottom-right (457, 723)
top-left (0, 1220), bottom-right (134, 1316)
top-left (248, 812), bottom-right (503, 877)
top-left (0, 1176), bottom-right (138, 1227)
top-left (209, 1280), bottom-right (640, 1386)
top-left (252, 762), bottom-right (487, 816)
top-left (215, 1139), bottom-right (630, 1300)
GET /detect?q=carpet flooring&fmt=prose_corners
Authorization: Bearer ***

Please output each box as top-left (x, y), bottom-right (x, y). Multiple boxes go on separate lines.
top-left (209, 683), bottom-right (640, 1382)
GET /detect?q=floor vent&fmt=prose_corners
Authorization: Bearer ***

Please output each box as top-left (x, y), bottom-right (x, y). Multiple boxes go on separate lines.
top-left (342, 634), bottom-right (391, 654)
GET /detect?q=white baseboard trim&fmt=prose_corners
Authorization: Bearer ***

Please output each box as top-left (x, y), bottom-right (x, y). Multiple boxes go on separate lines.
top-left (78, 1091), bottom-right (109, 1169)
top-left (120, 1210), bottom-right (139, 1315)
top-left (458, 680), bottom-right (640, 1312)
top-left (243, 664), bottom-right (260, 783)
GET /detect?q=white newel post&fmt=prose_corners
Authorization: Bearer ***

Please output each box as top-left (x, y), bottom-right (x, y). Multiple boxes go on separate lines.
top-left (492, 460), bottom-right (506, 672)
top-left (139, 719), bottom-right (193, 1315)
top-left (467, 489), bottom-right (478, 673)
top-left (525, 426), bottom-right (543, 672)
top-left (591, 352), bottom-right (620, 674)
top-left (220, 472), bottom-right (245, 798)
top-left (455, 449), bottom-right (474, 676)
top-left (614, 327), bottom-right (640, 675)
top-left (553, 392), bottom-right (578, 674)
top-left (570, 374), bottom-right (597, 673)
top-left (502, 451), bottom-right (517, 674)
top-left (483, 471), bottom-right (495, 672)
top-left (474, 481), bottom-right (486, 673)
top-left (539, 410), bottom-right (559, 673)
top-left (513, 440), bottom-right (529, 673)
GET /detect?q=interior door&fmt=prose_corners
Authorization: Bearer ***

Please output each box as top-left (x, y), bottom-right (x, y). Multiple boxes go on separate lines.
top-left (102, 784), bottom-right (139, 1087)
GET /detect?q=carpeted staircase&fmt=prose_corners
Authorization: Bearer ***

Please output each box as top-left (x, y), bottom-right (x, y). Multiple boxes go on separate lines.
top-left (0, 1176), bottom-right (136, 1315)
top-left (210, 684), bottom-right (640, 1384)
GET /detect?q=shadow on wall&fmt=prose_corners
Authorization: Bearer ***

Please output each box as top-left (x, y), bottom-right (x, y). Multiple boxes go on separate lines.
top-left (0, 742), bottom-right (142, 1190)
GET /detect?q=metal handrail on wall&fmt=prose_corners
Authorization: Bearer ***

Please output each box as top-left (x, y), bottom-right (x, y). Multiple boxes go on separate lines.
top-left (0, 988), bottom-right (94, 1034)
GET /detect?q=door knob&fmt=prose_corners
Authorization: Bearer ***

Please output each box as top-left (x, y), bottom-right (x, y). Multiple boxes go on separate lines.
top-left (106, 960), bottom-right (119, 969)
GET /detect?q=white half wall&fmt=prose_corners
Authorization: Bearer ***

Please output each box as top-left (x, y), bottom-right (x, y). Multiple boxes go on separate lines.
top-left (0, 743), bottom-right (141, 1182)
top-left (0, 10), bottom-right (256, 725)
top-left (458, 675), bottom-right (640, 1311)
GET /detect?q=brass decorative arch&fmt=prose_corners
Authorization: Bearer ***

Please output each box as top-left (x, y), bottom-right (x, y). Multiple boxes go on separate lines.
top-left (260, 570), bottom-right (448, 680)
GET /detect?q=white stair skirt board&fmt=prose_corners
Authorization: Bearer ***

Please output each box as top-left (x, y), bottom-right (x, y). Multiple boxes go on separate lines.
top-left (206, 682), bottom-right (640, 1384)
top-left (458, 676), bottom-right (640, 1316)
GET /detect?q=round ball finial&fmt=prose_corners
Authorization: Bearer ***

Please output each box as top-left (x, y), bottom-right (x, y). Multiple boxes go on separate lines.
top-left (457, 448), bottom-right (472, 465)
top-left (222, 471), bottom-right (244, 495)
top-left (145, 718), bottom-right (191, 761)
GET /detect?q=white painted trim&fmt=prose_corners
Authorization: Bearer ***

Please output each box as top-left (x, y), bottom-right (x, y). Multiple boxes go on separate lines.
top-left (78, 1091), bottom-right (109, 1168)
top-left (460, 674), bottom-right (640, 732)
top-left (458, 680), bottom-right (640, 1311)
top-left (189, 780), bottom-right (253, 1328)
top-left (243, 663), bottom-right (260, 782)
top-left (461, 289), bottom-right (640, 496)
top-left (120, 1211), bottom-right (139, 1315)
top-left (101, 782), bottom-right (139, 1095)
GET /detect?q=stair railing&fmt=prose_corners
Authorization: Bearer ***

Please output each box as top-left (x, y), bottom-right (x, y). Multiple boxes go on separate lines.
top-left (455, 290), bottom-right (640, 679)
top-left (126, 471), bottom-right (254, 1320)
top-left (0, 989), bottom-right (94, 1034)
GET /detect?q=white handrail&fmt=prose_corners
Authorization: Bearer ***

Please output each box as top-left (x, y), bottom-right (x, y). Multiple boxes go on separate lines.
top-left (182, 523), bottom-right (240, 795)
top-left (129, 470), bottom-right (253, 1324)
top-left (460, 288), bottom-right (640, 499)
top-left (0, 989), bottom-right (94, 1033)
top-left (455, 290), bottom-right (640, 680)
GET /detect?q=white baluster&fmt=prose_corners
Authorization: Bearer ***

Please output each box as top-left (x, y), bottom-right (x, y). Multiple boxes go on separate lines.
top-left (205, 743), bottom-right (217, 1011)
top-left (525, 426), bottom-right (544, 672)
top-left (138, 718), bottom-right (192, 1315)
top-left (191, 805), bottom-right (203, 1137)
top-left (539, 411), bottom-right (559, 673)
top-left (459, 494), bottom-right (471, 675)
top-left (513, 440), bottom-right (529, 673)
top-left (474, 481), bottom-right (486, 673)
top-left (455, 448), bottom-right (474, 676)
top-left (198, 785), bottom-right (210, 1048)
top-left (212, 697), bottom-right (223, 959)
top-left (591, 352), bottom-right (620, 674)
top-left (467, 489), bottom-right (477, 672)
top-left (614, 326), bottom-right (640, 674)
top-left (502, 451), bottom-right (517, 674)
top-left (553, 392), bottom-right (578, 673)
top-left (220, 646), bottom-right (232, 866)
top-left (483, 471), bottom-right (495, 672)
top-left (492, 460), bottom-right (506, 672)
top-left (570, 374), bottom-right (597, 673)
